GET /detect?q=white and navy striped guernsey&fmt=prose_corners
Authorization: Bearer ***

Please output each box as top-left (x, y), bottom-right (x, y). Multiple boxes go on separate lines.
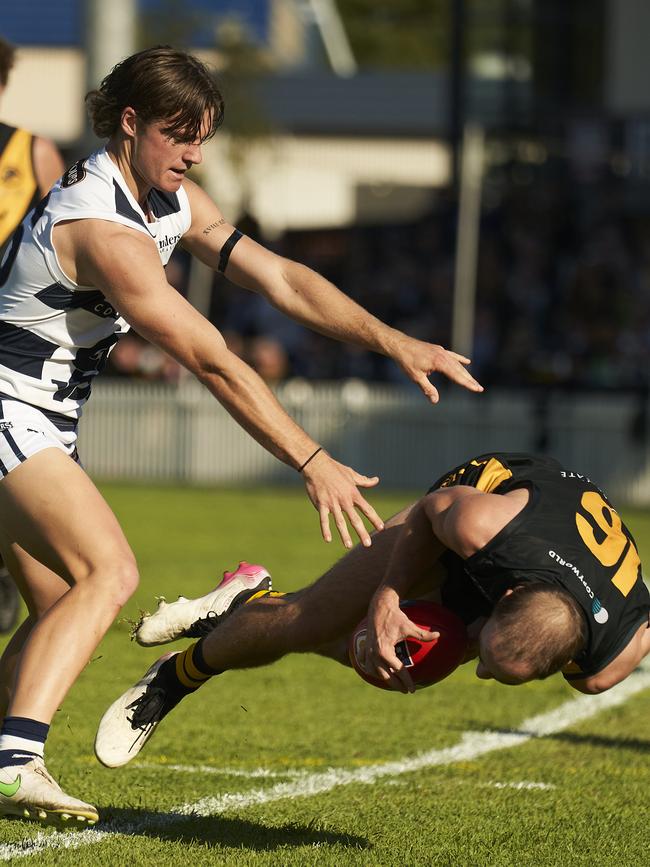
top-left (0, 147), bottom-right (191, 422)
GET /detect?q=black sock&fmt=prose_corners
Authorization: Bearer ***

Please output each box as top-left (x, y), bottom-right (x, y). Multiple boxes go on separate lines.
top-left (157, 639), bottom-right (222, 699)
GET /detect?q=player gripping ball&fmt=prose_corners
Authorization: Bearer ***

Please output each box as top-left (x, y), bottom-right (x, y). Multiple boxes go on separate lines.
top-left (349, 600), bottom-right (468, 690)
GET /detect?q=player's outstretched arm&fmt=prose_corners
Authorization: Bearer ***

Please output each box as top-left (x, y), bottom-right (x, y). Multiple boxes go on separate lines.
top-left (68, 221), bottom-right (384, 548)
top-left (181, 181), bottom-right (483, 403)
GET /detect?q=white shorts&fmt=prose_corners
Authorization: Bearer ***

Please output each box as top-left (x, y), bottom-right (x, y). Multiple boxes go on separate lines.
top-left (0, 395), bottom-right (79, 478)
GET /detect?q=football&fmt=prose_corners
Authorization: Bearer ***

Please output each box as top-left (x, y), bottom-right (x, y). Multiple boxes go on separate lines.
top-left (348, 600), bottom-right (468, 690)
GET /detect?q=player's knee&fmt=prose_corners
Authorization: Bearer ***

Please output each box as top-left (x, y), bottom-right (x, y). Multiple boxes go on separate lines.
top-left (282, 595), bottom-right (346, 651)
top-left (87, 554), bottom-right (139, 607)
top-left (110, 556), bottom-right (139, 606)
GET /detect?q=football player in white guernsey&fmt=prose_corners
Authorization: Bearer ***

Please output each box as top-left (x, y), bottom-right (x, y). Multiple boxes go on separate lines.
top-left (0, 46), bottom-right (481, 824)
top-left (0, 37), bottom-right (66, 640)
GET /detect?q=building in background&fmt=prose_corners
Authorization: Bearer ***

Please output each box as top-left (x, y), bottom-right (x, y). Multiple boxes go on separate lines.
top-left (2, 0), bottom-right (650, 489)
top-left (2, 0), bottom-right (650, 395)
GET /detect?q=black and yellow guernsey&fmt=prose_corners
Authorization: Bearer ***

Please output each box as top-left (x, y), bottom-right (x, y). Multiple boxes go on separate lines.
top-left (430, 452), bottom-right (650, 680)
top-left (0, 122), bottom-right (39, 260)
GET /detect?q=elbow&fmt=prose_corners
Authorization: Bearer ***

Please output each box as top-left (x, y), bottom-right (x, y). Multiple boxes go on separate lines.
top-left (567, 677), bottom-right (613, 695)
top-left (193, 345), bottom-right (246, 391)
top-left (194, 358), bottom-right (228, 389)
top-left (187, 334), bottom-right (239, 382)
top-left (422, 492), bottom-right (447, 532)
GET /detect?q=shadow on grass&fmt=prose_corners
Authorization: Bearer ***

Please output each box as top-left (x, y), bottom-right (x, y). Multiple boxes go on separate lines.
top-left (450, 721), bottom-right (650, 754)
top-left (541, 731), bottom-right (650, 753)
top-left (98, 806), bottom-right (369, 852)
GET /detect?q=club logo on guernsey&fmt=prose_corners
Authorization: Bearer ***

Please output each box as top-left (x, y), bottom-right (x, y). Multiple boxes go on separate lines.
top-left (0, 775), bottom-right (21, 797)
top-left (592, 598), bottom-right (609, 624)
top-left (61, 160), bottom-right (86, 188)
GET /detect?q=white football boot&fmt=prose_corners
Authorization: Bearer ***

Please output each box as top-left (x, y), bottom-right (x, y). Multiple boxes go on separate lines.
top-left (95, 652), bottom-right (182, 768)
top-left (0, 757), bottom-right (98, 825)
top-left (135, 561), bottom-right (272, 646)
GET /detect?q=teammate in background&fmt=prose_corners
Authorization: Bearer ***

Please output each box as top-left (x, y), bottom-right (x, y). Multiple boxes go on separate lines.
top-left (0, 37), bottom-right (64, 258)
top-left (0, 37), bottom-right (65, 641)
top-left (95, 452), bottom-right (650, 769)
top-left (0, 47), bottom-right (481, 825)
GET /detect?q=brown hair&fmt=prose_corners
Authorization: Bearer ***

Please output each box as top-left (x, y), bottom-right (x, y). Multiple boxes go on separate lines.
top-left (85, 46), bottom-right (224, 141)
top-left (487, 583), bottom-right (587, 680)
top-left (0, 37), bottom-right (16, 88)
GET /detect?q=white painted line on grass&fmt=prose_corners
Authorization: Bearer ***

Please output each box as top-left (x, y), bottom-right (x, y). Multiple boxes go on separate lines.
top-left (1, 664), bottom-right (648, 861)
top-left (183, 666), bottom-right (650, 817)
top-left (482, 780), bottom-right (556, 791)
top-left (132, 762), bottom-right (308, 779)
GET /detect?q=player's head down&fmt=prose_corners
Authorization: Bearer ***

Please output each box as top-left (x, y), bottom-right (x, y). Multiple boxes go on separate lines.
top-left (477, 583), bottom-right (587, 684)
top-left (85, 45), bottom-right (224, 144)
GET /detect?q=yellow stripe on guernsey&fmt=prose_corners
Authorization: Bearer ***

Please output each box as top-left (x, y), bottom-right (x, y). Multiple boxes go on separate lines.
top-left (0, 128), bottom-right (37, 247)
top-left (472, 457), bottom-right (513, 493)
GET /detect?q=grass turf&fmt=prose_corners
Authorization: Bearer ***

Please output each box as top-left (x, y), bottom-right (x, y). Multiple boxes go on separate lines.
top-left (0, 485), bottom-right (648, 865)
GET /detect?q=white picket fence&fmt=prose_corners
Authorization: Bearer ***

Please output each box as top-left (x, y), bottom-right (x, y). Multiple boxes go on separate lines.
top-left (78, 379), bottom-right (650, 504)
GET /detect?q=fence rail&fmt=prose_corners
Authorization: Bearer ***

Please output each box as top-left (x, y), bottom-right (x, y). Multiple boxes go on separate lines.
top-left (79, 380), bottom-right (650, 504)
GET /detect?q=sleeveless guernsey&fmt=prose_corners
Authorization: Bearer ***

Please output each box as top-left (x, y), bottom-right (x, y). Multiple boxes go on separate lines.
top-left (431, 452), bottom-right (650, 678)
top-left (0, 147), bottom-right (191, 420)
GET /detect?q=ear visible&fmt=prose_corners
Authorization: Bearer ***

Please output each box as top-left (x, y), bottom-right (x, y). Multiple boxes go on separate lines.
top-left (120, 106), bottom-right (137, 138)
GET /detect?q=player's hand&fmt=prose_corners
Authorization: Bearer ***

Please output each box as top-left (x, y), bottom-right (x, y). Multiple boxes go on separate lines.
top-left (363, 588), bottom-right (438, 694)
top-left (391, 335), bottom-right (483, 403)
top-left (301, 450), bottom-right (384, 548)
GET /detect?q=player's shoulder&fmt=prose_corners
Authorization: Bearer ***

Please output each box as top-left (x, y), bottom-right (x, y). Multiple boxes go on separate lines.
top-left (180, 175), bottom-right (213, 212)
top-left (46, 149), bottom-right (153, 238)
top-left (29, 135), bottom-right (64, 195)
top-left (180, 176), bottom-right (203, 197)
top-left (32, 134), bottom-right (60, 158)
top-left (429, 451), bottom-right (560, 496)
top-left (53, 150), bottom-right (117, 209)
top-left (427, 487), bottom-right (528, 559)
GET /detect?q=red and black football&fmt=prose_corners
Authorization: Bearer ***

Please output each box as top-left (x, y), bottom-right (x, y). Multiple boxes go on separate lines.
top-left (348, 600), bottom-right (468, 690)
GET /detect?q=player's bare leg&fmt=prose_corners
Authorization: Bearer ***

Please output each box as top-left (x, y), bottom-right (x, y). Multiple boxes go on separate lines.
top-left (96, 501), bottom-right (444, 767)
top-left (197, 503), bottom-right (448, 669)
top-left (0, 448), bottom-right (139, 823)
top-left (0, 619), bottom-right (32, 721)
top-left (0, 451), bottom-right (138, 720)
top-left (270, 564), bottom-right (447, 668)
top-left (0, 561), bottom-right (19, 636)
top-left (0, 544), bottom-right (70, 722)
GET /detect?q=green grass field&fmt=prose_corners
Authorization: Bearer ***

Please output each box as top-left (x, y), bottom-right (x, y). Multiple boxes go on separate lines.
top-left (0, 485), bottom-right (649, 866)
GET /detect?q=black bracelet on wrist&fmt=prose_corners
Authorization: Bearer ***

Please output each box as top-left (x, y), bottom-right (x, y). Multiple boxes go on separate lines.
top-left (298, 447), bottom-right (323, 473)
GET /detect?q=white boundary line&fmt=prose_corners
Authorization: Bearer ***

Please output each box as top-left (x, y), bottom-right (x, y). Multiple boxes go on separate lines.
top-left (132, 762), bottom-right (308, 779)
top-left (0, 665), bottom-right (648, 861)
top-left (481, 780), bottom-right (556, 791)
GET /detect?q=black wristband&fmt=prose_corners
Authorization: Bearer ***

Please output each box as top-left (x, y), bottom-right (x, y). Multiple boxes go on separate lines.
top-left (298, 447), bottom-right (322, 473)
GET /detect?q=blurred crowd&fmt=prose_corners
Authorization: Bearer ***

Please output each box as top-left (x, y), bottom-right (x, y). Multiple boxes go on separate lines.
top-left (108, 171), bottom-right (650, 393)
